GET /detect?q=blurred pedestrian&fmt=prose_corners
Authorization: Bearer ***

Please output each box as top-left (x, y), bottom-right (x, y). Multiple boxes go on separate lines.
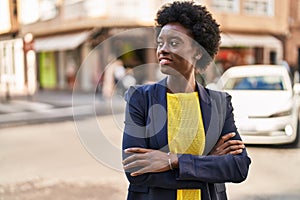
top-left (66, 58), bottom-right (76, 89)
top-left (122, 1), bottom-right (251, 200)
top-left (102, 59), bottom-right (124, 98)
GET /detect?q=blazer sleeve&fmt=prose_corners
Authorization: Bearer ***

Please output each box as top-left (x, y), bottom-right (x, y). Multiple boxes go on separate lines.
top-left (122, 86), bottom-right (206, 189)
top-left (177, 92), bottom-right (251, 183)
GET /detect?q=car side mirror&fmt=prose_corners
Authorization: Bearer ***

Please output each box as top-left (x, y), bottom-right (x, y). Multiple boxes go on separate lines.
top-left (293, 83), bottom-right (300, 95)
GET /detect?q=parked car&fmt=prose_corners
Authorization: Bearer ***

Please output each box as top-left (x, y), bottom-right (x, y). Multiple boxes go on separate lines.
top-left (215, 65), bottom-right (300, 145)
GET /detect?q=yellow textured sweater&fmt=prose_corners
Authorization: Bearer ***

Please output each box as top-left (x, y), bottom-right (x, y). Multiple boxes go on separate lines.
top-left (167, 92), bottom-right (205, 200)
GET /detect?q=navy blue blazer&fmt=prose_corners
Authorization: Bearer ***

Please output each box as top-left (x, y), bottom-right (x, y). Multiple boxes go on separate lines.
top-left (122, 78), bottom-right (251, 200)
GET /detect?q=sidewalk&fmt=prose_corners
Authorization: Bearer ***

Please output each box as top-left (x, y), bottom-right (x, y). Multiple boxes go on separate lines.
top-left (0, 90), bottom-right (126, 128)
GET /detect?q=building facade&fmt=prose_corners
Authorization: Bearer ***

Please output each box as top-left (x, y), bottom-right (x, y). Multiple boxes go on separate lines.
top-left (286, 0), bottom-right (300, 71)
top-left (18, 0), bottom-right (164, 92)
top-left (0, 0), bottom-right (37, 99)
top-left (203, 0), bottom-right (289, 71)
top-left (0, 0), bottom-right (296, 94)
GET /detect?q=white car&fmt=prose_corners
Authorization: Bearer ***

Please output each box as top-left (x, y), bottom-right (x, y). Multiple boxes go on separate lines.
top-left (216, 65), bottom-right (300, 145)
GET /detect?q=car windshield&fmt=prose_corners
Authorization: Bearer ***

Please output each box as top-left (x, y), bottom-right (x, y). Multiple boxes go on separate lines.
top-left (223, 76), bottom-right (286, 90)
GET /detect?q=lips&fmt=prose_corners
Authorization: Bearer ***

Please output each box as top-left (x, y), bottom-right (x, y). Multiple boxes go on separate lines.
top-left (159, 57), bottom-right (172, 65)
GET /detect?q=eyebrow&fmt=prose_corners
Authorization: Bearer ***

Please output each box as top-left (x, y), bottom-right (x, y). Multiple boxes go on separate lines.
top-left (157, 36), bottom-right (184, 42)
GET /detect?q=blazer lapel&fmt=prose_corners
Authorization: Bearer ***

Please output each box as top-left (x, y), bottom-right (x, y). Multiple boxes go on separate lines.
top-left (196, 83), bottom-right (211, 135)
top-left (196, 83), bottom-right (221, 155)
top-left (149, 78), bottom-right (169, 151)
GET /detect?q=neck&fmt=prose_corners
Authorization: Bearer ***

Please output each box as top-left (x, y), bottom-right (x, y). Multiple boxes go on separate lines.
top-left (167, 73), bottom-right (196, 93)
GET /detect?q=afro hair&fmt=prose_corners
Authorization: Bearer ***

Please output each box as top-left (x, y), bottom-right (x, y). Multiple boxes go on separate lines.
top-left (155, 1), bottom-right (221, 69)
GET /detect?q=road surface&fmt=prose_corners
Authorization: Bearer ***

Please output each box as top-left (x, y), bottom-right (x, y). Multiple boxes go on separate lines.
top-left (1, 115), bottom-right (300, 199)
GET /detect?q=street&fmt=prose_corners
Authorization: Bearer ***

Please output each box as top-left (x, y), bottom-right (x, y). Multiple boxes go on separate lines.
top-left (1, 115), bottom-right (300, 200)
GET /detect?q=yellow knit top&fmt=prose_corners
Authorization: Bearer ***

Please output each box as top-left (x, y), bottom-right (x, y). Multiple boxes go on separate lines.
top-left (167, 92), bottom-right (205, 200)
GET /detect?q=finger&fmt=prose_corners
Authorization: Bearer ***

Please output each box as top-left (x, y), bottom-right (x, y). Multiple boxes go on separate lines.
top-left (130, 163), bottom-right (161, 176)
top-left (217, 140), bottom-right (244, 151)
top-left (123, 159), bottom-right (148, 170)
top-left (130, 167), bottom-right (148, 176)
top-left (124, 147), bottom-right (151, 153)
top-left (214, 135), bottom-right (228, 149)
top-left (123, 153), bottom-right (146, 165)
top-left (222, 132), bottom-right (236, 141)
top-left (215, 133), bottom-right (236, 149)
top-left (229, 149), bottom-right (243, 155)
top-left (223, 144), bottom-right (245, 154)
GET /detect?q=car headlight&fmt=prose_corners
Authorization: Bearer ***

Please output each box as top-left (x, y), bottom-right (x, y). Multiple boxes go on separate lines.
top-left (269, 109), bottom-right (292, 118)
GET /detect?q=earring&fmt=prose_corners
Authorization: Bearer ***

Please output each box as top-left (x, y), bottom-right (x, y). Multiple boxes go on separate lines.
top-left (195, 55), bottom-right (201, 60)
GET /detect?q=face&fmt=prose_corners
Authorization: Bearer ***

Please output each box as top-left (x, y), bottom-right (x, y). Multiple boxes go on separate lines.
top-left (156, 22), bottom-right (200, 77)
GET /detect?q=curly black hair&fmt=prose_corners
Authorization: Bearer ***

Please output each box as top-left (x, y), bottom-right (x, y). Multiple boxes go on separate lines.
top-left (155, 1), bottom-right (221, 69)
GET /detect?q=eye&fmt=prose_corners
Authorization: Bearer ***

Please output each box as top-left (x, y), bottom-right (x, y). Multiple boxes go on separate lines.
top-left (157, 40), bottom-right (163, 48)
top-left (170, 40), bottom-right (180, 47)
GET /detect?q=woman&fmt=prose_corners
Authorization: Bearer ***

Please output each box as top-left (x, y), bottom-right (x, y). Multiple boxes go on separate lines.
top-left (122, 1), bottom-right (251, 200)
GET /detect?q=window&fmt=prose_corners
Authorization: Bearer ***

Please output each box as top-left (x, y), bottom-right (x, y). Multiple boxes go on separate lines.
top-left (109, 0), bottom-right (156, 20)
top-left (243, 0), bottom-right (274, 16)
top-left (18, 0), bottom-right (39, 24)
top-left (19, 0), bottom-right (58, 24)
top-left (109, 0), bottom-right (141, 19)
top-left (63, 0), bottom-right (107, 19)
top-left (224, 76), bottom-right (285, 90)
top-left (210, 0), bottom-right (240, 13)
top-left (83, 0), bottom-right (107, 18)
top-left (0, 0), bottom-right (11, 32)
top-left (63, 0), bottom-right (85, 20)
top-left (39, 0), bottom-right (58, 21)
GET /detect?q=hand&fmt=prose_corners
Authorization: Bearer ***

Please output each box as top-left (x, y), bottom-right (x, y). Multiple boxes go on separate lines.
top-left (123, 148), bottom-right (173, 176)
top-left (209, 132), bottom-right (245, 156)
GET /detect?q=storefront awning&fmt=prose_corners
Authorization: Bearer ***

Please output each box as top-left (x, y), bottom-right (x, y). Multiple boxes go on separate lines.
top-left (220, 33), bottom-right (282, 49)
top-left (34, 31), bottom-right (90, 52)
